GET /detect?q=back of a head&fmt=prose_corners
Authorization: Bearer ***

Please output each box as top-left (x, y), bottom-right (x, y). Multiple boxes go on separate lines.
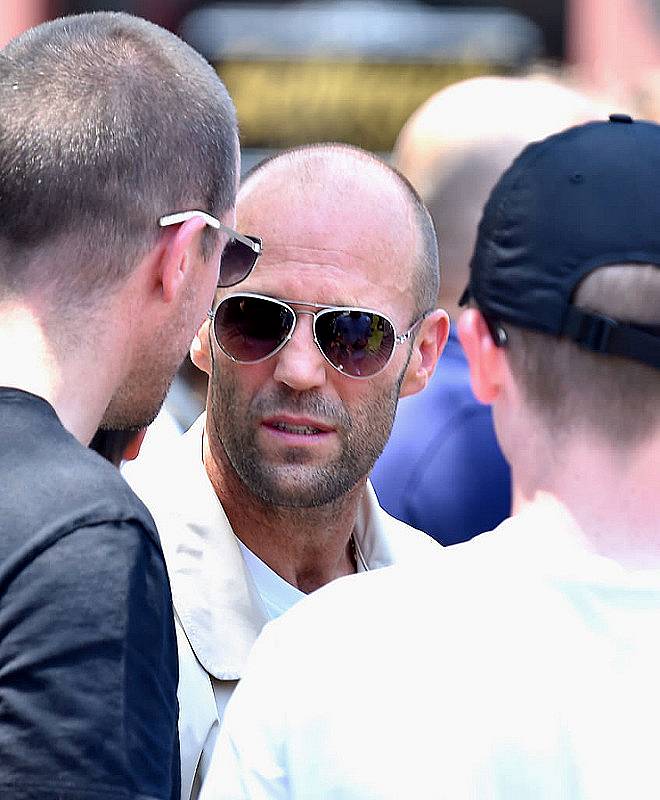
top-left (394, 76), bottom-right (604, 308)
top-left (0, 12), bottom-right (237, 308)
top-left (463, 116), bottom-right (660, 447)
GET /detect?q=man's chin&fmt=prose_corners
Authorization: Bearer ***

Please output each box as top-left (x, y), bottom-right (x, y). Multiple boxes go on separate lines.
top-left (100, 394), bottom-right (166, 432)
top-left (246, 465), bottom-right (362, 509)
top-left (98, 413), bottom-right (157, 433)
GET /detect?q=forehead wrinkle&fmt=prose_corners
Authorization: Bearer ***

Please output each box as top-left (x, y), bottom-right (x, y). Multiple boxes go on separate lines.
top-left (261, 243), bottom-right (370, 269)
top-left (241, 168), bottom-right (411, 250)
top-left (239, 255), bottom-right (390, 314)
top-left (245, 261), bottom-right (371, 298)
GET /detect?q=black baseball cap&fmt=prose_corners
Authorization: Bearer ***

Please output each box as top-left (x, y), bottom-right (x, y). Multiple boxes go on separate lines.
top-left (460, 115), bottom-right (660, 370)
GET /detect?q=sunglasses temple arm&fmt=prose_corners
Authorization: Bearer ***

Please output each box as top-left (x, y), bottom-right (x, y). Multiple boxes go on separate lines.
top-left (396, 313), bottom-right (429, 343)
top-left (159, 212), bottom-right (261, 254)
top-left (216, 223), bottom-right (262, 253)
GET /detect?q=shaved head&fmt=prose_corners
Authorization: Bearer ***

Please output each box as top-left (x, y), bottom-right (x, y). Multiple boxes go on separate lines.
top-left (202, 143), bottom-right (449, 512)
top-left (240, 144), bottom-right (439, 316)
top-left (394, 76), bottom-right (605, 311)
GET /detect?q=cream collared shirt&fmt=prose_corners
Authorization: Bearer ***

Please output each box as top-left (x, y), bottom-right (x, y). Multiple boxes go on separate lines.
top-left (127, 414), bottom-right (441, 800)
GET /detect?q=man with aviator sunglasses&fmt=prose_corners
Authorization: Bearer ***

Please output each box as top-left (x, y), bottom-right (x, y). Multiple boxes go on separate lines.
top-left (129, 143), bottom-right (449, 799)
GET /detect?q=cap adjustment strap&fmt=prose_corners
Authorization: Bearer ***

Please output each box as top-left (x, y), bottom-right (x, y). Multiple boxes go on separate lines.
top-left (562, 306), bottom-right (660, 370)
top-left (563, 308), bottom-right (616, 352)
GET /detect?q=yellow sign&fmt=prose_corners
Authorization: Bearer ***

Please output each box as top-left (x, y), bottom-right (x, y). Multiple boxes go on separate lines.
top-left (216, 60), bottom-right (497, 151)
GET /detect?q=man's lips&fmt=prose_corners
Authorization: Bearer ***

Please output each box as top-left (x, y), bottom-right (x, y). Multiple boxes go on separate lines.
top-left (260, 415), bottom-right (336, 437)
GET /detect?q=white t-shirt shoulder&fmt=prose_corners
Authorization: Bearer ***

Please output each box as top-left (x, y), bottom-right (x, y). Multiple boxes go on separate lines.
top-left (209, 507), bottom-right (660, 800)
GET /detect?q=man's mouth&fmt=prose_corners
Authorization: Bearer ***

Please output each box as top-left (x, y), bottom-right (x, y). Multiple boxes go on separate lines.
top-left (262, 416), bottom-right (336, 438)
top-left (270, 421), bottom-right (325, 435)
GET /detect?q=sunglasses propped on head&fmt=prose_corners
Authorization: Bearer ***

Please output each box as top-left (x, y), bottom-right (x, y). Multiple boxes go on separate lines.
top-left (209, 292), bottom-right (428, 379)
top-left (159, 210), bottom-right (262, 287)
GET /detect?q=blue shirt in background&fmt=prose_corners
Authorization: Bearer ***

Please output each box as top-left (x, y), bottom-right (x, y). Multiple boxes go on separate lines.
top-left (371, 329), bottom-right (511, 545)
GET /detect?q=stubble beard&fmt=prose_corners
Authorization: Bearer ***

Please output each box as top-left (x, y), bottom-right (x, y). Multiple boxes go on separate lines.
top-left (100, 339), bottom-right (183, 431)
top-left (100, 285), bottom-right (203, 432)
top-left (100, 372), bottom-right (173, 432)
top-left (209, 374), bottom-right (401, 509)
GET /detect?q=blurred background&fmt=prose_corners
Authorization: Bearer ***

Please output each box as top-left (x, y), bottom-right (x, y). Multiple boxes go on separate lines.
top-left (3, 0), bottom-right (660, 171)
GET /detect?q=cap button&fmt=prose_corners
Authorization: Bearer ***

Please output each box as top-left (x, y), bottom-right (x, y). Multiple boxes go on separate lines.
top-left (609, 113), bottom-right (633, 123)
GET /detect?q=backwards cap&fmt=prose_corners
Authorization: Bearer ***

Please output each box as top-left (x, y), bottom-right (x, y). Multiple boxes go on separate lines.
top-left (460, 115), bottom-right (660, 370)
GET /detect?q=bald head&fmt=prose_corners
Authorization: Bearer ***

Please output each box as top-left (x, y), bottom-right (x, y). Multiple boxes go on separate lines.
top-left (394, 76), bottom-right (604, 311)
top-left (197, 146), bottom-right (450, 515)
top-left (240, 144), bottom-right (439, 317)
top-left (243, 143), bottom-right (409, 196)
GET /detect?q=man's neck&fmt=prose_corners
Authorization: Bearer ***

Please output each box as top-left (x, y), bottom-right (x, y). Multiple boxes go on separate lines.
top-left (0, 302), bottom-right (120, 444)
top-left (203, 429), bottom-right (363, 594)
top-left (512, 432), bottom-right (660, 570)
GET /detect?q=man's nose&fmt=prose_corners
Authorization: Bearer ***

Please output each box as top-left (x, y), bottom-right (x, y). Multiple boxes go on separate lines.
top-left (272, 313), bottom-right (328, 391)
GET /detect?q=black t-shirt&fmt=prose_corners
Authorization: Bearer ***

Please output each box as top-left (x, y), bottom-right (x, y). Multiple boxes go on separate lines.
top-left (0, 388), bottom-right (180, 800)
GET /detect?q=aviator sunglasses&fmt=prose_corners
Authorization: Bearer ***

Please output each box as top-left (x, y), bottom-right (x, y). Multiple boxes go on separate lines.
top-left (159, 210), bottom-right (262, 287)
top-left (209, 292), bottom-right (428, 379)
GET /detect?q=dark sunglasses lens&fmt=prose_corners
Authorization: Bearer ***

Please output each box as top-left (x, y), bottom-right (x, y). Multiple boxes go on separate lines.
top-left (315, 310), bottom-right (395, 377)
top-left (214, 296), bottom-right (294, 362)
top-left (218, 236), bottom-right (261, 288)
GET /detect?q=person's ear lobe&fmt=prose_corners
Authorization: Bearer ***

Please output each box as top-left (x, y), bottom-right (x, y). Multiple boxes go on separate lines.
top-left (157, 216), bottom-right (208, 303)
top-left (457, 308), bottom-right (506, 404)
top-left (191, 318), bottom-right (212, 376)
top-left (399, 308), bottom-right (450, 398)
top-left (122, 428), bottom-right (147, 462)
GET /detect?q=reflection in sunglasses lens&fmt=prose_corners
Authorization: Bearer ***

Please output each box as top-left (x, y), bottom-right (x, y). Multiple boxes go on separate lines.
top-left (215, 296), bottom-right (294, 362)
top-left (214, 296), bottom-right (398, 377)
top-left (316, 310), bottom-right (395, 377)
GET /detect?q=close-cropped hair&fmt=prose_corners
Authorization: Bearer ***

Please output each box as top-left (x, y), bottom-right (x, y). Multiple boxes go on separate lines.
top-left (0, 12), bottom-right (238, 306)
top-left (243, 143), bottom-right (439, 319)
top-left (502, 264), bottom-right (660, 446)
top-left (408, 184), bottom-right (439, 318)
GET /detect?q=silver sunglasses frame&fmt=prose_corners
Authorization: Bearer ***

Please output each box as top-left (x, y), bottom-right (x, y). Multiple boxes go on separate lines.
top-left (208, 291), bottom-right (426, 379)
top-left (158, 210), bottom-right (262, 255)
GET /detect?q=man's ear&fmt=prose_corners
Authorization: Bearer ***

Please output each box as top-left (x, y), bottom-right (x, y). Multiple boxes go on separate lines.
top-left (457, 308), bottom-right (506, 404)
top-left (122, 428), bottom-right (148, 463)
top-left (190, 318), bottom-right (212, 376)
top-left (399, 308), bottom-right (450, 398)
top-left (155, 216), bottom-right (208, 303)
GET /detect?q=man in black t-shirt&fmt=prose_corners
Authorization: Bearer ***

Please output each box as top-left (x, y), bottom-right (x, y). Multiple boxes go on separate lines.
top-left (0, 13), bottom-right (246, 800)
